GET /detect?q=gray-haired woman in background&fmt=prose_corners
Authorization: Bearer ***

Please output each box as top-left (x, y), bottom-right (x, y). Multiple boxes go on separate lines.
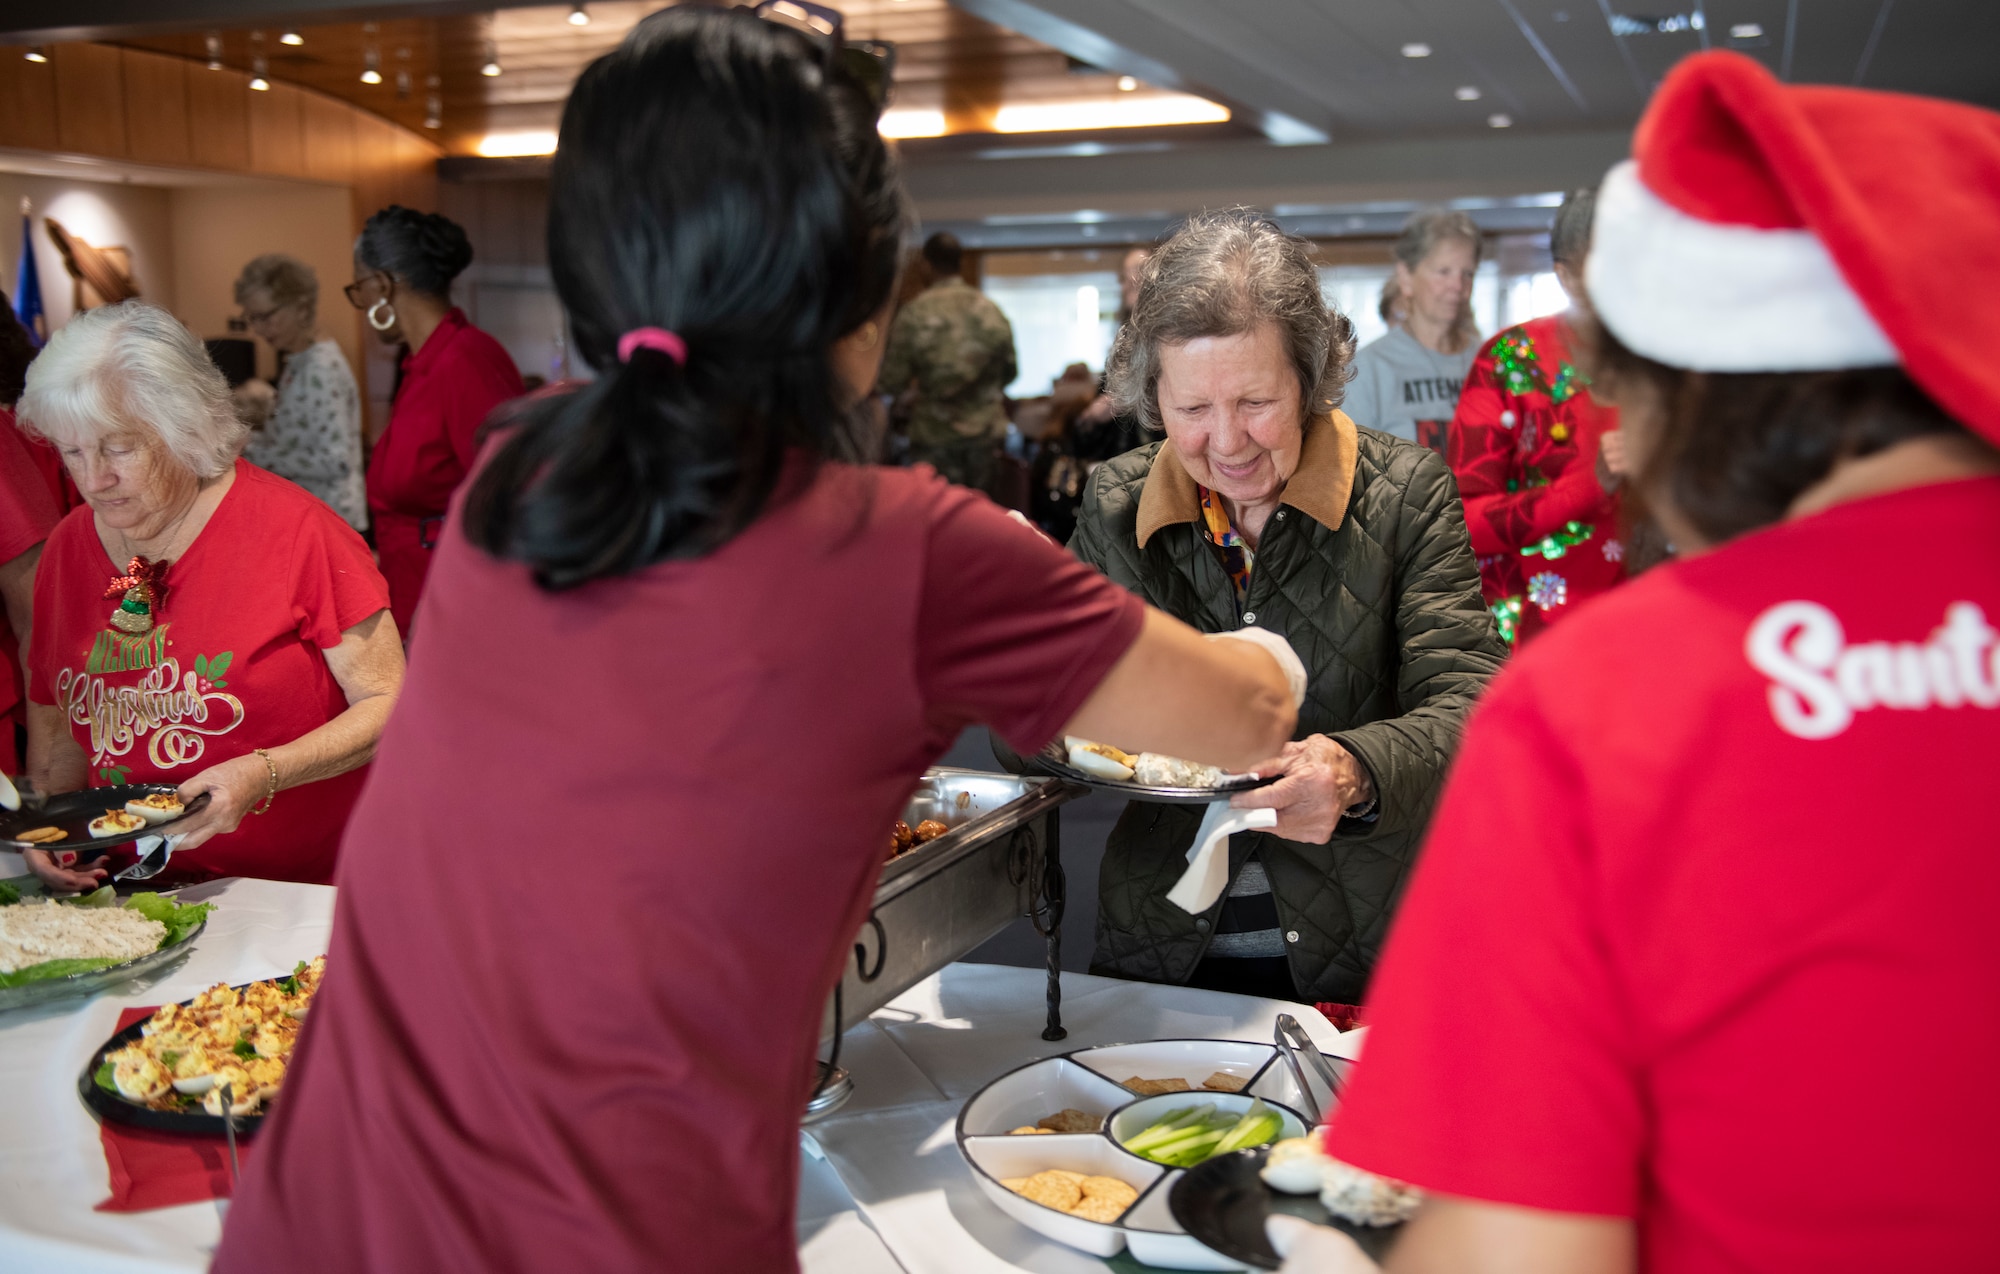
top-left (1344, 209), bottom-right (1484, 451)
top-left (233, 254), bottom-right (366, 529)
top-left (1069, 209), bottom-right (1504, 1004)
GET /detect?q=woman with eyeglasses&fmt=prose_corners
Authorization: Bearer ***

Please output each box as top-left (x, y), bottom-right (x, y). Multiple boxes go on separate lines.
top-left (233, 253), bottom-right (367, 531)
top-left (347, 206), bottom-right (523, 637)
top-left (216, 8), bottom-right (1302, 1271)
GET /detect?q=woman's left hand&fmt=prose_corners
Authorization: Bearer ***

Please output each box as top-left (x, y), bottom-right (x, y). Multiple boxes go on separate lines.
top-left (170, 754), bottom-right (272, 852)
top-left (1229, 734), bottom-right (1375, 844)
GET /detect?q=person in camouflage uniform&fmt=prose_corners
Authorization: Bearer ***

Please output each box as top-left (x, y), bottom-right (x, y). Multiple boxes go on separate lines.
top-left (877, 232), bottom-right (1018, 491)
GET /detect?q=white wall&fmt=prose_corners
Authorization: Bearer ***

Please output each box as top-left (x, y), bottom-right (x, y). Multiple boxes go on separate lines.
top-left (167, 183), bottom-right (360, 384)
top-left (0, 173), bottom-right (174, 336)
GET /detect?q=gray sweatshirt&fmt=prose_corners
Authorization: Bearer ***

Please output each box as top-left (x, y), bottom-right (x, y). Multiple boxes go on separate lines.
top-left (1341, 327), bottom-right (1477, 451)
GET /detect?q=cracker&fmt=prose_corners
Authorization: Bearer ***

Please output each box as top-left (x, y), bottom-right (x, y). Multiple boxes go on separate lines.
top-left (1078, 1176), bottom-right (1139, 1208)
top-left (1122, 1076), bottom-right (1191, 1096)
top-left (1014, 1171), bottom-right (1083, 1211)
top-left (17, 826), bottom-right (66, 844)
top-left (1070, 1195), bottom-right (1129, 1224)
top-left (1199, 1071), bottom-right (1249, 1093)
top-left (1036, 1108), bottom-right (1099, 1134)
top-left (1007, 1125), bottom-right (1053, 1135)
top-left (999, 1177), bottom-right (1028, 1191)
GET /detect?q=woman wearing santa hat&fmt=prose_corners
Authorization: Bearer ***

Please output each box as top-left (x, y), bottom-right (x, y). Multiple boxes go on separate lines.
top-left (1265, 50), bottom-right (2000, 1274)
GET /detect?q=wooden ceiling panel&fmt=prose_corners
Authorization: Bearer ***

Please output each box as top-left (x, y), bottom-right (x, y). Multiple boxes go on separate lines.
top-left (109, 0), bottom-right (1211, 157)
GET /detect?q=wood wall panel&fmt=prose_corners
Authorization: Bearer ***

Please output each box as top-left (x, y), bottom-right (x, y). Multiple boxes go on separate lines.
top-left (121, 49), bottom-right (190, 168)
top-left (302, 91), bottom-right (357, 187)
top-left (53, 43), bottom-right (127, 158)
top-left (248, 81), bottom-right (307, 178)
top-left (185, 63), bottom-right (252, 171)
top-left (0, 55), bottom-right (60, 152)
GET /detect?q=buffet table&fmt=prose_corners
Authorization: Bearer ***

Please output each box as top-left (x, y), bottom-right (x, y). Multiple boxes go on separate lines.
top-left (0, 877), bottom-right (1357, 1272)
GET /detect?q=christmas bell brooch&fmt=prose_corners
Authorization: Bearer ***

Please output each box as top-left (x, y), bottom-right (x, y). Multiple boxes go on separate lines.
top-left (104, 556), bottom-right (170, 636)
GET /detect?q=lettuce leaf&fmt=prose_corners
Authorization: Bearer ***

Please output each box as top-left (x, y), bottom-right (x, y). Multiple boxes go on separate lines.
top-left (123, 893), bottom-right (213, 946)
top-left (0, 881), bottom-right (19, 905)
top-left (0, 956), bottom-right (122, 988)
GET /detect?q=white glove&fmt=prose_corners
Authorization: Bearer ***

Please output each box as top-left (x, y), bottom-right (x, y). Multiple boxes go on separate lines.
top-left (1266, 1214), bottom-right (1380, 1273)
top-left (1208, 626), bottom-right (1308, 708)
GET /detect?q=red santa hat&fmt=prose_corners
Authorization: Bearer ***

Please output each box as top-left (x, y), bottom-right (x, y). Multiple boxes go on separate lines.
top-left (1586, 51), bottom-right (2000, 444)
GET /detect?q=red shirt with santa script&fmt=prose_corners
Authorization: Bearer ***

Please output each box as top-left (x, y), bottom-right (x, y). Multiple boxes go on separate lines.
top-left (28, 461), bottom-right (391, 884)
top-left (1328, 475), bottom-right (2000, 1273)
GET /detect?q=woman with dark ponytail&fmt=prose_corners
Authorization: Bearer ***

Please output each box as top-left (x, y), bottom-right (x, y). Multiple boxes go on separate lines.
top-left (218, 10), bottom-right (1302, 1271)
top-left (347, 204), bottom-right (523, 634)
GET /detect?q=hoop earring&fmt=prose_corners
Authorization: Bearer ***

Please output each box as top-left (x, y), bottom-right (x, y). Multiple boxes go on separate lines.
top-left (367, 299), bottom-right (397, 332)
top-left (855, 321), bottom-right (880, 351)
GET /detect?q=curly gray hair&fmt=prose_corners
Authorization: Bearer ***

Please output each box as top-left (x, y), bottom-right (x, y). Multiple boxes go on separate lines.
top-left (1104, 209), bottom-right (1354, 433)
top-left (234, 252), bottom-right (319, 323)
top-left (19, 301), bottom-right (245, 480)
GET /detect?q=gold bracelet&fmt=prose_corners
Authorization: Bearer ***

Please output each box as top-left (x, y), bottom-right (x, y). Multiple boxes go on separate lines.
top-left (251, 747), bottom-right (278, 815)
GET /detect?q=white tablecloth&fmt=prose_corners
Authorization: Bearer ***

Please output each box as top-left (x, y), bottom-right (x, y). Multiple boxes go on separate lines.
top-left (0, 877), bottom-right (901, 1274)
top-left (0, 878), bottom-right (1356, 1273)
top-left (807, 964), bottom-right (1360, 1273)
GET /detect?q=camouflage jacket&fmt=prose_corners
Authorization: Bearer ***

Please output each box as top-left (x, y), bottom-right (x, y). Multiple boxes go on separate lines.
top-left (877, 278), bottom-right (1017, 446)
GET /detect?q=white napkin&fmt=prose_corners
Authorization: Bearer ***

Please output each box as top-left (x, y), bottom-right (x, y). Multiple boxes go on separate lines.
top-left (1164, 801), bottom-right (1278, 913)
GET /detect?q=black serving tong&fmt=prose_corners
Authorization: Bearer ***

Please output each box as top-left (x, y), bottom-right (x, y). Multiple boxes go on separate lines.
top-left (1274, 1012), bottom-right (1346, 1126)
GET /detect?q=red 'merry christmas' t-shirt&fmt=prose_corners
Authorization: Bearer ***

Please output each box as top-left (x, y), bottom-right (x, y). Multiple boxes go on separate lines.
top-left (1328, 475), bottom-right (2000, 1273)
top-left (29, 462), bottom-right (391, 883)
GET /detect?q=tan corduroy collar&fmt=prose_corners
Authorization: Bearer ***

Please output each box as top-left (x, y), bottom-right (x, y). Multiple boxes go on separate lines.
top-left (1135, 410), bottom-right (1360, 549)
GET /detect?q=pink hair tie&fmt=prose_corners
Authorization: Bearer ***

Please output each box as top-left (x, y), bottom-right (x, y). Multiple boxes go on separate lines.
top-left (617, 327), bottom-right (687, 366)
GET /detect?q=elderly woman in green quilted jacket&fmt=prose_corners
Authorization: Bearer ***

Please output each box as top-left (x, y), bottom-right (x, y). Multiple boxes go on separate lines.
top-left (1070, 210), bottom-right (1505, 1004)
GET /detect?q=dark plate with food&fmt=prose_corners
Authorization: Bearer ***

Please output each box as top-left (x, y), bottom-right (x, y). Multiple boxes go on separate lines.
top-left (1018, 738), bottom-right (1277, 805)
top-left (1168, 1146), bottom-right (1404, 1269)
top-left (0, 785), bottom-right (207, 856)
top-left (77, 958), bottom-right (325, 1135)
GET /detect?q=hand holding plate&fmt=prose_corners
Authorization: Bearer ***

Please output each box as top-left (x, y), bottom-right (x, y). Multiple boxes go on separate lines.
top-left (170, 754), bottom-right (269, 851)
top-left (1227, 735), bottom-right (1374, 844)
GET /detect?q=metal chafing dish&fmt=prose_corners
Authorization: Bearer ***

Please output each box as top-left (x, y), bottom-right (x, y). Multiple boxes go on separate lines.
top-left (820, 767), bottom-right (1085, 1052)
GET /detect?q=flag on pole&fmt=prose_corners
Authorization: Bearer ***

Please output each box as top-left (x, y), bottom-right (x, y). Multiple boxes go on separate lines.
top-left (14, 200), bottom-right (45, 346)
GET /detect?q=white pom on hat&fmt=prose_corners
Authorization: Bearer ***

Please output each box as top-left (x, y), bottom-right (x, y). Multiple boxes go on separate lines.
top-left (1584, 51), bottom-right (2000, 445)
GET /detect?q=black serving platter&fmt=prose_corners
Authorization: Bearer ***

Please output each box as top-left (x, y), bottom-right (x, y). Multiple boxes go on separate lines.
top-left (0, 785), bottom-right (206, 857)
top-left (78, 986), bottom-right (272, 1136)
top-left (1168, 1147), bottom-right (1401, 1269)
top-left (1022, 755), bottom-right (1278, 805)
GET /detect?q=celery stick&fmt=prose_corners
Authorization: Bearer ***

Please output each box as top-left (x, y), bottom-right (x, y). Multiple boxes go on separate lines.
top-left (1122, 1103), bottom-right (1216, 1153)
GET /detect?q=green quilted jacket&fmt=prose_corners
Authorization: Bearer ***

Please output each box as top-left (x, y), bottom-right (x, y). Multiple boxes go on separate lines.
top-left (1068, 412), bottom-right (1505, 1002)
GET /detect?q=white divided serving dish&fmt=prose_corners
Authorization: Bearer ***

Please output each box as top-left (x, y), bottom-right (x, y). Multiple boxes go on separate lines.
top-left (954, 1039), bottom-right (1316, 1270)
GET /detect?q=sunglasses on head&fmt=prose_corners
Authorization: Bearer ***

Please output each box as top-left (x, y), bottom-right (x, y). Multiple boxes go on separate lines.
top-left (746, 0), bottom-right (896, 116)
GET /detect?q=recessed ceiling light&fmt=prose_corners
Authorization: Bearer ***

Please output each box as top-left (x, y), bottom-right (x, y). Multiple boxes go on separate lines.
top-left (23, 47), bottom-right (47, 63)
top-left (279, 31), bottom-right (303, 46)
top-left (1488, 113), bottom-right (1514, 128)
top-left (361, 49), bottom-right (383, 85)
top-left (878, 108), bottom-right (946, 139)
top-left (477, 130), bottom-right (559, 158)
top-left (482, 58), bottom-right (502, 77)
top-left (1401, 42), bottom-right (1433, 58)
top-left (568, 4), bottom-right (590, 26)
top-left (205, 31), bottom-right (224, 71)
top-left (1117, 75), bottom-right (1138, 91)
top-left (250, 55), bottom-right (270, 90)
top-left (250, 76), bottom-right (270, 91)
top-left (1730, 22), bottom-right (1763, 39)
top-left (1455, 85), bottom-right (1481, 100)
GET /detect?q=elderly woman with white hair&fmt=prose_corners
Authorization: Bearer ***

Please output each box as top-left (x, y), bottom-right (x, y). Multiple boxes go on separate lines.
top-left (1070, 209), bottom-right (1504, 1006)
top-left (19, 301), bottom-right (402, 887)
top-left (234, 253), bottom-right (366, 530)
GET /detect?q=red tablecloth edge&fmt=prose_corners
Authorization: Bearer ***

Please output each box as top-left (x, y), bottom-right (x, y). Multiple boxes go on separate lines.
top-left (1312, 1002), bottom-right (1366, 1034)
top-left (94, 1006), bottom-right (257, 1213)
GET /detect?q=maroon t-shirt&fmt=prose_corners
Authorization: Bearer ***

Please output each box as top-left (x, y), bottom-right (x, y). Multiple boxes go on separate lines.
top-left (217, 459), bottom-right (1145, 1273)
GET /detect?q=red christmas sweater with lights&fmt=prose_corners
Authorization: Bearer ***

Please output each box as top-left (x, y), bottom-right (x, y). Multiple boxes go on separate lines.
top-left (1447, 314), bottom-right (1627, 646)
